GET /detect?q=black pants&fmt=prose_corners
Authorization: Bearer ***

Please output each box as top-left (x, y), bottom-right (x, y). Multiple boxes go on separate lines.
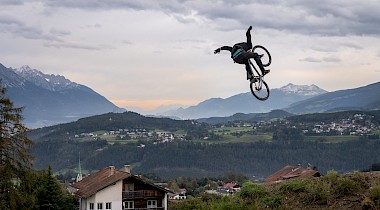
top-left (234, 52), bottom-right (265, 76)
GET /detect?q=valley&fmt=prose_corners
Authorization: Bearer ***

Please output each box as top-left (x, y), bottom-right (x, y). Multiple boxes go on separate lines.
top-left (30, 110), bottom-right (380, 179)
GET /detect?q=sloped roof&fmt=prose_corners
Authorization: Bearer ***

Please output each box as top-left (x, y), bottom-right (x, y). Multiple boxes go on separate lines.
top-left (72, 166), bottom-right (172, 198)
top-left (72, 167), bottom-right (131, 198)
top-left (222, 182), bottom-right (240, 189)
top-left (265, 165), bottom-right (321, 183)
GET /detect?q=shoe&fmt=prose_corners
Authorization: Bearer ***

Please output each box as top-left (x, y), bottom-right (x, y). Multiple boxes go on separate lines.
top-left (250, 77), bottom-right (257, 83)
top-left (262, 69), bottom-right (270, 75)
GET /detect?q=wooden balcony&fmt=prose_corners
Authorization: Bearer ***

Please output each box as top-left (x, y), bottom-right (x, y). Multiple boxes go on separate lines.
top-left (122, 190), bottom-right (163, 199)
top-left (123, 208), bottom-right (164, 210)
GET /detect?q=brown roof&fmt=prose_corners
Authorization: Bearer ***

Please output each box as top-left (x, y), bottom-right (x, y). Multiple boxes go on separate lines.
top-left (264, 165), bottom-right (321, 183)
top-left (72, 167), bottom-right (131, 198)
top-left (72, 166), bottom-right (172, 198)
top-left (222, 182), bottom-right (240, 189)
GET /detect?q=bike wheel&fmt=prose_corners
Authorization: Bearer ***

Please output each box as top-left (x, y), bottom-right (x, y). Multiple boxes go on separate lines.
top-left (252, 45), bottom-right (271, 67)
top-left (250, 79), bottom-right (270, 101)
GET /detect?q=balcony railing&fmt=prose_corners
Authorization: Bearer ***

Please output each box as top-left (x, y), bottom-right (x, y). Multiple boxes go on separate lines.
top-left (123, 208), bottom-right (164, 210)
top-left (122, 190), bottom-right (163, 199)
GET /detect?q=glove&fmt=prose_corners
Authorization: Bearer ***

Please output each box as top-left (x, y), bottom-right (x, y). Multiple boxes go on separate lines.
top-left (214, 48), bottom-right (221, 54)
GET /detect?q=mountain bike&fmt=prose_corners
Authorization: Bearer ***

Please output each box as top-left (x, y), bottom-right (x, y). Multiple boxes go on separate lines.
top-left (248, 45), bottom-right (271, 101)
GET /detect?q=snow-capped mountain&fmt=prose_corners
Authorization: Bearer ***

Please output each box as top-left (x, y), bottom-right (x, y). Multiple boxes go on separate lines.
top-left (15, 65), bottom-right (79, 91)
top-left (157, 84), bottom-right (328, 119)
top-left (285, 81), bottom-right (380, 114)
top-left (280, 83), bottom-right (327, 96)
top-left (0, 63), bottom-right (123, 128)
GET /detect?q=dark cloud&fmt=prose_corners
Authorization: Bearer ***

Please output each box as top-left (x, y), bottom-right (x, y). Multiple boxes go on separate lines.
top-left (45, 0), bottom-right (159, 11)
top-left (0, 0), bottom-right (24, 5)
top-left (0, 15), bottom-right (59, 41)
top-left (48, 0), bottom-right (380, 36)
top-left (7, 0), bottom-right (375, 37)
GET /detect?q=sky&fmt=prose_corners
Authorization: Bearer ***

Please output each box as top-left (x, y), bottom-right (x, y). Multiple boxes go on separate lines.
top-left (1, 0), bottom-right (380, 113)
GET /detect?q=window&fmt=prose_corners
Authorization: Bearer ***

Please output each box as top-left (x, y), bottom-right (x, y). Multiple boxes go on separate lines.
top-left (124, 183), bottom-right (134, 191)
top-left (124, 201), bottom-right (134, 209)
top-left (89, 203), bottom-right (94, 210)
top-left (106, 202), bottom-right (112, 209)
top-left (97, 202), bottom-right (103, 210)
top-left (147, 200), bottom-right (157, 208)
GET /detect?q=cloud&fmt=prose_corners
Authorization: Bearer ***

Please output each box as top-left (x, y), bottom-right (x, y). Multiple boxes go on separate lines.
top-left (45, 0), bottom-right (160, 11)
top-left (0, 0), bottom-right (24, 5)
top-left (322, 56), bottom-right (341, 63)
top-left (300, 57), bottom-right (321, 63)
top-left (44, 42), bottom-right (110, 50)
top-left (0, 15), bottom-right (61, 41)
top-left (39, 0), bottom-right (380, 37)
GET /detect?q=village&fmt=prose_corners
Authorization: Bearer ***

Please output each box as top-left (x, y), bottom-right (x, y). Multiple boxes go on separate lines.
top-left (73, 113), bottom-right (380, 146)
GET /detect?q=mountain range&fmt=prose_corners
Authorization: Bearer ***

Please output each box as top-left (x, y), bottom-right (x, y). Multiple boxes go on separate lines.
top-left (158, 81), bottom-right (380, 120)
top-left (285, 81), bottom-right (380, 114)
top-left (2, 62), bottom-right (379, 128)
top-left (158, 83), bottom-right (328, 119)
top-left (0, 63), bottom-right (123, 128)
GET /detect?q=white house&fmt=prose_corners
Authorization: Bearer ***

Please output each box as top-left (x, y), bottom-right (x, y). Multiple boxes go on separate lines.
top-left (72, 165), bottom-right (171, 210)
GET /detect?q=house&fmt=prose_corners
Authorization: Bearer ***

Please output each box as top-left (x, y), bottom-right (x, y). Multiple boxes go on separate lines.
top-left (72, 165), bottom-right (171, 210)
top-left (217, 182), bottom-right (241, 195)
top-left (168, 188), bottom-right (187, 200)
top-left (265, 165), bottom-right (322, 183)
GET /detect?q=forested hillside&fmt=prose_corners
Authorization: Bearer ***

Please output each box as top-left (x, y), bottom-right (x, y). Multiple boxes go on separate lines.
top-left (30, 110), bottom-right (380, 179)
top-left (32, 137), bottom-right (380, 178)
top-left (29, 111), bottom-right (210, 142)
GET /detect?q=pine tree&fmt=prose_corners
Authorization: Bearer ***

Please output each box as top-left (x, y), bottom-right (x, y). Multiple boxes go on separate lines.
top-left (0, 81), bottom-right (34, 209)
top-left (36, 166), bottom-right (64, 210)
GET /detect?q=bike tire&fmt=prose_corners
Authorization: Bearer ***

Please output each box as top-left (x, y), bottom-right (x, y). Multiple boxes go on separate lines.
top-left (250, 80), bottom-right (270, 101)
top-left (252, 45), bottom-right (271, 67)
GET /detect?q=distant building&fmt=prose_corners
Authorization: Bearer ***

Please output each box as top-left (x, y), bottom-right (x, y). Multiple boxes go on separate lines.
top-left (265, 165), bottom-right (322, 183)
top-left (72, 165), bottom-right (172, 210)
top-left (169, 188), bottom-right (187, 200)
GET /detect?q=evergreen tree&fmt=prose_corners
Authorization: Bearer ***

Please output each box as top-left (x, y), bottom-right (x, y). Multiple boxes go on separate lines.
top-left (36, 166), bottom-right (64, 210)
top-left (0, 81), bottom-right (34, 209)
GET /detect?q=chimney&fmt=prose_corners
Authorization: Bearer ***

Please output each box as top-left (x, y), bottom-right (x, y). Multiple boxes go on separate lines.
top-left (109, 166), bottom-right (115, 176)
top-left (123, 165), bottom-right (131, 173)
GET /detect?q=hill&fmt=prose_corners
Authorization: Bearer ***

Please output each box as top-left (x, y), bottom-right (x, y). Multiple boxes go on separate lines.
top-left (29, 111), bottom-right (206, 142)
top-left (30, 110), bottom-right (380, 179)
top-left (0, 63), bottom-right (122, 128)
top-left (286, 81), bottom-right (380, 114)
top-left (170, 171), bottom-right (380, 210)
top-left (197, 109), bottom-right (294, 125)
top-left (158, 83), bottom-right (327, 119)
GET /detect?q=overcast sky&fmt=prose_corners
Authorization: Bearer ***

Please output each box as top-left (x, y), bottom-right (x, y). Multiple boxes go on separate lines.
top-left (1, 0), bottom-right (380, 112)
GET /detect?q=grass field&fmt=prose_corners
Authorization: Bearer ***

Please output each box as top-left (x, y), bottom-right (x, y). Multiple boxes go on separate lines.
top-left (75, 126), bottom-right (372, 145)
top-left (304, 135), bottom-right (360, 143)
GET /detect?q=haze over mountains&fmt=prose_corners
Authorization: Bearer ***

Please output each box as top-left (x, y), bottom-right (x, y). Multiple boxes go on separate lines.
top-left (0, 63), bottom-right (123, 128)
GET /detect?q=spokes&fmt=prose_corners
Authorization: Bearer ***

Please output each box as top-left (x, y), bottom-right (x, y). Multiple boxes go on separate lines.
top-left (250, 79), bottom-right (270, 101)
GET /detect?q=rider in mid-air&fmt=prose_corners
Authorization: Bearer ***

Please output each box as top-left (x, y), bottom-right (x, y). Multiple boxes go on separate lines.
top-left (214, 26), bottom-right (270, 82)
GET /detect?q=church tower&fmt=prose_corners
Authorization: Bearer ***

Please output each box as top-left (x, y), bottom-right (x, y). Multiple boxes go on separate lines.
top-left (76, 152), bottom-right (83, 182)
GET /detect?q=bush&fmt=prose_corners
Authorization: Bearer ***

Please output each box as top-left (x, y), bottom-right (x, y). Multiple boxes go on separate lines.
top-left (325, 170), bottom-right (339, 183)
top-left (263, 194), bottom-right (282, 209)
top-left (334, 178), bottom-right (358, 196)
top-left (238, 181), bottom-right (268, 200)
top-left (304, 180), bottom-right (329, 205)
top-left (280, 179), bottom-right (309, 193)
top-left (369, 185), bottom-right (380, 205)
